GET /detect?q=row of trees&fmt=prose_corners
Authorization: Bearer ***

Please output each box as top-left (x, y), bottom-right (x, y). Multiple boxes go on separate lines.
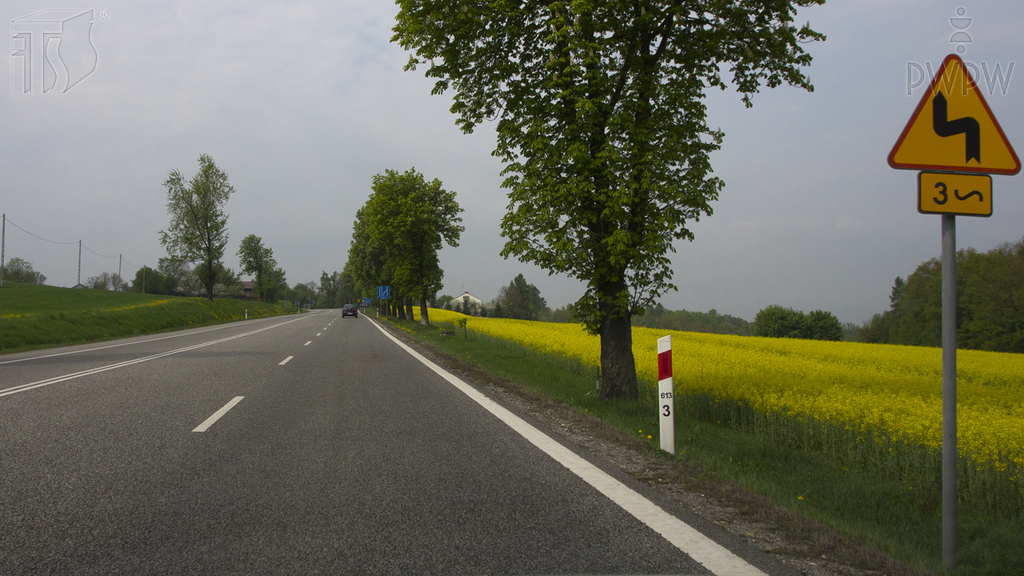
top-left (128, 257), bottom-right (243, 297)
top-left (345, 168), bottom-right (464, 325)
top-left (316, 269), bottom-right (361, 309)
top-left (860, 236), bottom-right (1024, 353)
top-left (434, 274), bottom-right (551, 320)
top-left (633, 304), bottom-right (753, 336)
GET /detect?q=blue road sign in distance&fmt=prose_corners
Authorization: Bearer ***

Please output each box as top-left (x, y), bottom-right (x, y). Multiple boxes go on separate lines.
top-left (377, 286), bottom-right (390, 300)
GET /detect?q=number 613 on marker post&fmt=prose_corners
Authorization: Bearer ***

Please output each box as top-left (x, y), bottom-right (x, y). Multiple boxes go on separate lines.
top-left (918, 171), bottom-right (992, 217)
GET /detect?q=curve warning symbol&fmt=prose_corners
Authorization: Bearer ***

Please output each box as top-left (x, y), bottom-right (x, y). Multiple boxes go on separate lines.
top-left (889, 54), bottom-right (1019, 175)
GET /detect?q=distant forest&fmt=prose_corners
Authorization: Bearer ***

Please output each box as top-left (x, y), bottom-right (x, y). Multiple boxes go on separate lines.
top-left (860, 236), bottom-right (1024, 353)
top-left (631, 303), bottom-right (753, 336)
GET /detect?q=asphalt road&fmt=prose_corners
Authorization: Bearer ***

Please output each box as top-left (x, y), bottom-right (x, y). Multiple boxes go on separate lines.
top-left (0, 311), bottom-right (790, 575)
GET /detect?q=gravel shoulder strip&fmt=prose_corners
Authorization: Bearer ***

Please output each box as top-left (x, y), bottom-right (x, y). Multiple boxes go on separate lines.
top-left (375, 318), bottom-right (933, 576)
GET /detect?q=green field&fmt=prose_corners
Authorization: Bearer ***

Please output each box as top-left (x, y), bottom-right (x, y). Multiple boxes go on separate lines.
top-left (0, 282), bottom-right (293, 353)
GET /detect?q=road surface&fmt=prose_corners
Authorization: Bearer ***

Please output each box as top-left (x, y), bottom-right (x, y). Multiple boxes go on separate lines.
top-left (0, 310), bottom-right (792, 575)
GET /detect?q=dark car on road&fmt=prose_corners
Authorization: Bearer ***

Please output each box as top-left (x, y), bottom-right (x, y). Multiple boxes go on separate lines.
top-left (342, 304), bottom-right (359, 318)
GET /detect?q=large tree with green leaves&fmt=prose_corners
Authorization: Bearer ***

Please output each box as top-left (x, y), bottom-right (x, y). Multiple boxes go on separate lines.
top-left (237, 234), bottom-right (278, 301)
top-left (393, 0), bottom-right (824, 398)
top-left (1, 257), bottom-right (46, 285)
top-left (347, 168), bottom-right (464, 325)
top-left (159, 154), bottom-right (235, 300)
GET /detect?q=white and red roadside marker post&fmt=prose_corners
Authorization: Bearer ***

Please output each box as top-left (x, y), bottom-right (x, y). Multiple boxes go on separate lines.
top-left (657, 335), bottom-right (675, 455)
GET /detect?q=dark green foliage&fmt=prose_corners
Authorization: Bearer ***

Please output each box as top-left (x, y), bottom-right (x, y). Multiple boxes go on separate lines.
top-left (131, 266), bottom-right (176, 295)
top-left (495, 274), bottom-right (548, 320)
top-left (549, 305), bottom-right (573, 323)
top-left (633, 303), bottom-right (752, 336)
top-left (754, 305), bottom-right (807, 338)
top-left (237, 234), bottom-right (284, 301)
top-left (860, 236), bottom-right (1024, 352)
top-left (754, 305), bottom-right (843, 341)
top-left (337, 268), bottom-right (360, 307)
top-left (286, 281), bottom-right (318, 308)
top-left (1, 257), bottom-right (46, 285)
top-left (318, 271), bottom-right (341, 308)
top-left (806, 310), bottom-right (844, 341)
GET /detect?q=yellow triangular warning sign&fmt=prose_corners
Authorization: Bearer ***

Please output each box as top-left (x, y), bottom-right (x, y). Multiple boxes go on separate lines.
top-left (889, 54), bottom-right (1020, 175)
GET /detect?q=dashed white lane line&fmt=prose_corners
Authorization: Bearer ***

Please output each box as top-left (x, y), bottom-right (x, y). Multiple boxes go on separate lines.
top-left (316, 333), bottom-right (322, 337)
top-left (192, 396), bottom-right (244, 433)
top-left (365, 316), bottom-right (768, 576)
top-left (304, 341), bottom-right (312, 346)
top-left (279, 356), bottom-right (294, 366)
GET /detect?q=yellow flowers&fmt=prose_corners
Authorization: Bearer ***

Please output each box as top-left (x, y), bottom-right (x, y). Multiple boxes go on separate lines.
top-left (422, 307), bottom-right (1024, 515)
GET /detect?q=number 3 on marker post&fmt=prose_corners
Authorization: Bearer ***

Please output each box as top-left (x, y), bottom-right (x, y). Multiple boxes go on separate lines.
top-left (917, 172), bottom-right (992, 217)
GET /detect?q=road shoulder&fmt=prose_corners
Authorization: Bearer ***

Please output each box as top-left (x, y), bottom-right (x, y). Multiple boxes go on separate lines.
top-left (370, 316), bottom-right (930, 576)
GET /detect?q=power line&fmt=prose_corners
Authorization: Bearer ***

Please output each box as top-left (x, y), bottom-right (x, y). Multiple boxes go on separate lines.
top-left (81, 244), bottom-right (117, 259)
top-left (4, 216), bottom-right (79, 245)
top-left (2, 214), bottom-right (145, 281)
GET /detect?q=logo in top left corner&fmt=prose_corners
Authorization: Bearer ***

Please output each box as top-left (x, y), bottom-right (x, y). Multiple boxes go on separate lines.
top-left (11, 9), bottom-right (99, 95)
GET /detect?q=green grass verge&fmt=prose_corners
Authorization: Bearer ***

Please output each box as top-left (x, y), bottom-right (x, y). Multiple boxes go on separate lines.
top-left (384, 316), bottom-right (1024, 576)
top-left (0, 282), bottom-right (295, 353)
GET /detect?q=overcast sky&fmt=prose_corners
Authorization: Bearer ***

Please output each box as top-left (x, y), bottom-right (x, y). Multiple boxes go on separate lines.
top-left (3, 1), bottom-right (1022, 324)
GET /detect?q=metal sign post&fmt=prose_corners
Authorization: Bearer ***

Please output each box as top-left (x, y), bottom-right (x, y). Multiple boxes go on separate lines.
top-left (889, 53), bottom-right (1020, 571)
top-left (941, 214), bottom-right (957, 569)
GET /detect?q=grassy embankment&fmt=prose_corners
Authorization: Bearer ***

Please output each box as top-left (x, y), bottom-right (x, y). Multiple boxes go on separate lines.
top-left (0, 282), bottom-right (294, 353)
top-left (382, 310), bottom-right (1024, 576)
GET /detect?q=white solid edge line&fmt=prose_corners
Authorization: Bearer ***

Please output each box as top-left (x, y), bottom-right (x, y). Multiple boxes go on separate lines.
top-left (365, 317), bottom-right (767, 576)
top-left (279, 356), bottom-right (294, 365)
top-left (192, 396), bottom-right (244, 433)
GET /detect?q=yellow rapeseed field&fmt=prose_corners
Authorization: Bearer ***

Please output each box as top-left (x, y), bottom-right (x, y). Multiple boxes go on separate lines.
top-left (421, 308), bottom-right (1024, 482)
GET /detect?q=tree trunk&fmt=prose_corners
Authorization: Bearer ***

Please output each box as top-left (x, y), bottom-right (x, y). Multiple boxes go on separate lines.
top-left (419, 297), bottom-right (430, 326)
top-left (205, 260), bottom-right (215, 301)
top-left (594, 271), bottom-right (638, 400)
top-left (397, 298), bottom-right (406, 320)
top-left (598, 312), bottom-right (638, 400)
top-left (405, 298), bottom-right (415, 321)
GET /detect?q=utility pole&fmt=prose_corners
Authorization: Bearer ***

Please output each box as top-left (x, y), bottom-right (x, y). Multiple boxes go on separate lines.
top-left (1, 213), bottom-right (6, 287)
top-left (77, 240), bottom-right (82, 287)
top-left (118, 254), bottom-right (122, 291)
